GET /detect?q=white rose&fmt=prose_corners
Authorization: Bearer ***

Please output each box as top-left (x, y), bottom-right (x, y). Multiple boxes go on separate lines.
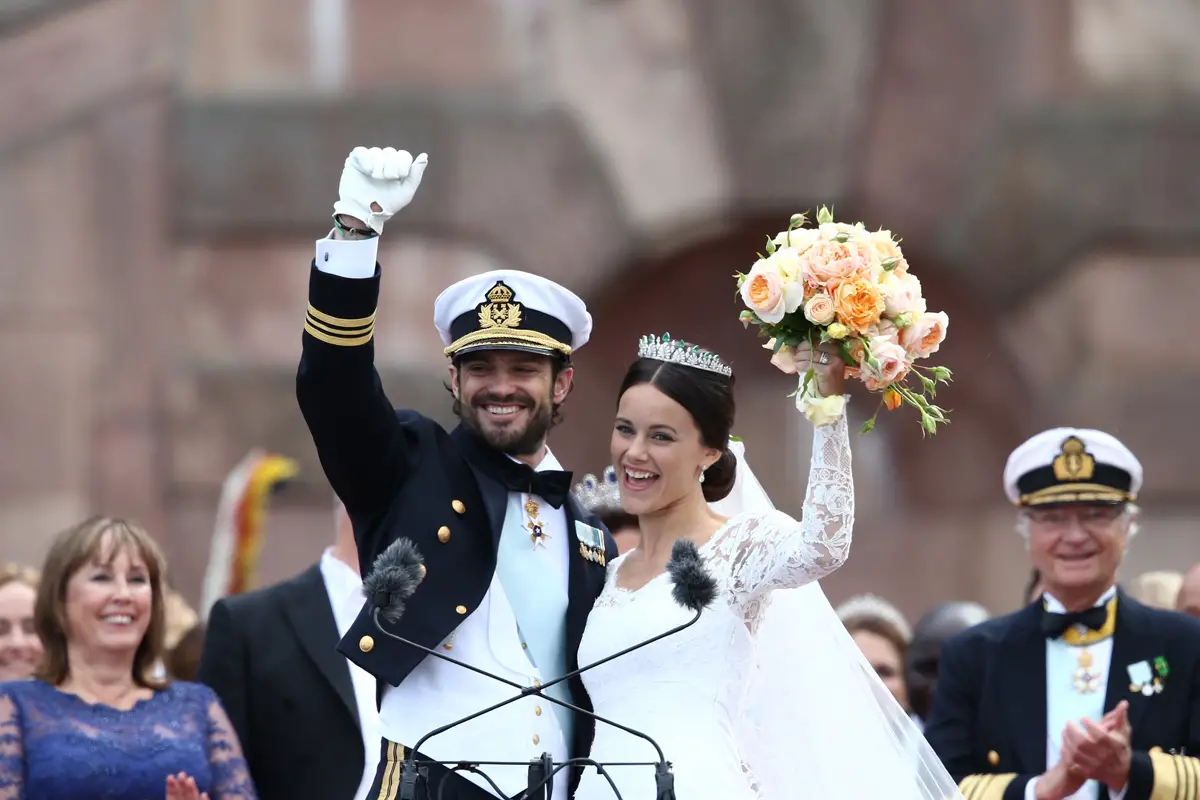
top-left (797, 385), bottom-right (847, 427)
top-left (881, 272), bottom-right (926, 318)
top-left (773, 227), bottom-right (820, 253)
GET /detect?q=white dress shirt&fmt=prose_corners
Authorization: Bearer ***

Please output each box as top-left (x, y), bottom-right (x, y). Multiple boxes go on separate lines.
top-left (320, 548), bottom-right (382, 800)
top-left (1025, 586), bottom-right (1125, 800)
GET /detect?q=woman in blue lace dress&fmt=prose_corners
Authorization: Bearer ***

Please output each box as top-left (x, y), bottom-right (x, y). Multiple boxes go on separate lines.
top-left (0, 517), bottom-right (256, 799)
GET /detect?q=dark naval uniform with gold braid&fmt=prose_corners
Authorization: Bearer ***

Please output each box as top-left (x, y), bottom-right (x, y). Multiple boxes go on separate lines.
top-left (297, 260), bottom-right (616, 800)
top-left (925, 428), bottom-right (1200, 800)
top-left (924, 592), bottom-right (1200, 800)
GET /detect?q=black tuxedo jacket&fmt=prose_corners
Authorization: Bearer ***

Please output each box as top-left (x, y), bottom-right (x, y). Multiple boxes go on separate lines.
top-left (924, 590), bottom-right (1200, 800)
top-left (296, 264), bottom-right (618, 790)
top-left (196, 564), bottom-right (365, 800)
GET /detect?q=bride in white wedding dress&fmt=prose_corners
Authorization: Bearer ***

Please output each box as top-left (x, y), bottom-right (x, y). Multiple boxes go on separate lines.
top-left (573, 334), bottom-right (963, 800)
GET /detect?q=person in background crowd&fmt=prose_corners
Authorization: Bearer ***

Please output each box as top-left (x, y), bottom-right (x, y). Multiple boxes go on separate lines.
top-left (573, 466), bottom-right (641, 554)
top-left (905, 600), bottom-right (990, 729)
top-left (925, 428), bottom-right (1200, 800)
top-left (1177, 563), bottom-right (1200, 618)
top-left (159, 588), bottom-right (202, 681)
top-left (0, 564), bottom-right (42, 682)
top-left (0, 516), bottom-right (255, 800)
top-left (836, 593), bottom-right (912, 710)
top-left (198, 497), bottom-right (378, 800)
top-left (1128, 570), bottom-right (1183, 611)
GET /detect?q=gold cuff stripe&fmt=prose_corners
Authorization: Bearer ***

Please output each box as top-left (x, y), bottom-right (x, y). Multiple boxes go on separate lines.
top-left (445, 328), bottom-right (571, 357)
top-left (375, 740), bottom-right (406, 800)
top-left (307, 304), bottom-right (376, 328)
top-left (959, 773), bottom-right (1015, 800)
top-left (1020, 483), bottom-right (1134, 506)
top-left (1147, 751), bottom-right (1200, 800)
top-left (306, 313), bottom-right (371, 338)
top-left (304, 321), bottom-right (374, 347)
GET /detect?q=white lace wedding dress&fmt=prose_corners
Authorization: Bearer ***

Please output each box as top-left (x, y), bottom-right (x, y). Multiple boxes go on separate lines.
top-left (574, 413), bottom-right (855, 800)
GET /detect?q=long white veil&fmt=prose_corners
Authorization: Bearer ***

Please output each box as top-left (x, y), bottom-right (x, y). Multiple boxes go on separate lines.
top-left (709, 440), bottom-right (964, 800)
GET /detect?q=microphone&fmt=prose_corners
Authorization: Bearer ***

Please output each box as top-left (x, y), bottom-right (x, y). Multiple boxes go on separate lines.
top-left (364, 536), bottom-right (718, 800)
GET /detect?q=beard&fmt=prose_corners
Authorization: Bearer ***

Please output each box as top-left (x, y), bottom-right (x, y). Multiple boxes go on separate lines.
top-left (459, 391), bottom-right (555, 456)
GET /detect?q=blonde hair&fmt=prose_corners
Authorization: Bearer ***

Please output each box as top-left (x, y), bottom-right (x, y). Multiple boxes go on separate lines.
top-left (163, 589), bottom-right (199, 651)
top-left (1129, 570), bottom-right (1184, 610)
top-left (33, 516), bottom-right (169, 689)
top-left (0, 563), bottom-right (39, 591)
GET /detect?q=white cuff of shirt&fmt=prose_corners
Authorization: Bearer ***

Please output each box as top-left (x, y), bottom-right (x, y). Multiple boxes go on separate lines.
top-left (1110, 784), bottom-right (1127, 800)
top-left (315, 230), bottom-right (379, 279)
top-left (1024, 777), bottom-right (1038, 800)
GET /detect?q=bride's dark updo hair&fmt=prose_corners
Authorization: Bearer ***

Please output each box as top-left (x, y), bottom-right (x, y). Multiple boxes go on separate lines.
top-left (617, 341), bottom-right (737, 503)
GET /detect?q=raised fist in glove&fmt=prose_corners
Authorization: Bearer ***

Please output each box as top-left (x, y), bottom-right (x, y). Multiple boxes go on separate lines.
top-left (333, 146), bottom-right (429, 235)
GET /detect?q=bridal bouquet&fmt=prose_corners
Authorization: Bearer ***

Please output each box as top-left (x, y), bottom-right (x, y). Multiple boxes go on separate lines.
top-left (735, 207), bottom-right (951, 435)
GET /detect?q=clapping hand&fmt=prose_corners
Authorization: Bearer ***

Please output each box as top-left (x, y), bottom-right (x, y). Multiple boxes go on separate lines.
top-left (1061, 701), bottom-right (1133, 790)
top-left (165, 772), bottom-right (210, 800)
top-left (333, 146), bottom-right (429, 235)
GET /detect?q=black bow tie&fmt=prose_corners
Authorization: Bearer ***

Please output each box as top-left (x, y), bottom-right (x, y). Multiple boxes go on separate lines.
top-left (497, 459), bottom-right (573, 509)
top-left (1041, 605), bottom-right (1108, 639)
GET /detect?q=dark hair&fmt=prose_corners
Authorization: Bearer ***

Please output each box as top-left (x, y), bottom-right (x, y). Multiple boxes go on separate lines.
top-left (617, 357), bottom-right (737, 502)
top-left (446, 352), bottom-right (573, 427)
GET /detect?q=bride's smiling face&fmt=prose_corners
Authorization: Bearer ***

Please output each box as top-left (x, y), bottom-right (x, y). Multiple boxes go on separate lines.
top-left (611, 383), bottom-right (718, 516)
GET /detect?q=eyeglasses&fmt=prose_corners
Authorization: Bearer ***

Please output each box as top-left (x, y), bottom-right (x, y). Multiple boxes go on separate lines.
top-left (1024, 505), bottom-right (1125, 529)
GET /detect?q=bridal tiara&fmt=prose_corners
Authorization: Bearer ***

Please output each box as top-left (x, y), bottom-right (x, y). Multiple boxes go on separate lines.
top-left (637, 333), bottom-right (732, 377)
top-left (572, 466), bottom-right (622, 514)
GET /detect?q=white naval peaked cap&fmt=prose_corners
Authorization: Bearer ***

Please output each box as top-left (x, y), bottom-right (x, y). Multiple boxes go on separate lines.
top-left (1003, 427), bottom-right (1143, 507)
top-left (433, 269), bottom-right (592, 359)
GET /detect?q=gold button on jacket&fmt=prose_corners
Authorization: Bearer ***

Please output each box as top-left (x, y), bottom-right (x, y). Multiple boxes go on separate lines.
top-left (452, 500), bottom-right (466, 514)
top-left (987, 750), bottom-right (999, 766)
top-left (358, 635), bottom-right (375, 653)
top-left (437, 526), bottom-right (451, 543)
top-left (455, 605), bottom-right (468, 615)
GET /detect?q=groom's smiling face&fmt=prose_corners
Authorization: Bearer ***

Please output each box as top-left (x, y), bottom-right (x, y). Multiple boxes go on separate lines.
top-left (449, 350), bottom-right (574, 457)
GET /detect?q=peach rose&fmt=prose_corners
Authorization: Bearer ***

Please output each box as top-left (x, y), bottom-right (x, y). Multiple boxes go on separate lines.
top-left (802, 293), bottom-right (836, 325)
top-left (763, 338), bottom-right (798, 374)
top-left (764, 249), bottom-right (807, 312)
top-left (740, 263), bottom-right (787, 323)
top-left (870, 318), bottom-right (901, 345)
top-left (858, 336), bottom-right (910, 391)
top-left (881, 272), bottom-right (926, 318)
top-left (830, 276), bottom-right (885, 335)
top-left (804, 240), bottom-right (872, 287)
top-left (899, 311), bottom-right (949, 359)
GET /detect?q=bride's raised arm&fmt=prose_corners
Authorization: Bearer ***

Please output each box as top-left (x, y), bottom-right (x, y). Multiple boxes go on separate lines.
top-left (719, 406), bottom-right (854, 608)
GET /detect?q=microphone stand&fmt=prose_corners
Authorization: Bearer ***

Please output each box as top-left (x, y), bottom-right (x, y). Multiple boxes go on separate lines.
top-left (372, 605), bottom-right (696, 800)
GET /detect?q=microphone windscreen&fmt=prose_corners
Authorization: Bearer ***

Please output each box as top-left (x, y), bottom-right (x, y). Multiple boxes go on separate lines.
top-left (363, 538), bottom-right (426, 624)
top-left (667, 538), bottom-right (718, 612)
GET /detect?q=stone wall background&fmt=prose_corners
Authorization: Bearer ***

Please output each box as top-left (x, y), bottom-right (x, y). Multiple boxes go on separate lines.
top-left (1, 0), bottom-right (1197, 619)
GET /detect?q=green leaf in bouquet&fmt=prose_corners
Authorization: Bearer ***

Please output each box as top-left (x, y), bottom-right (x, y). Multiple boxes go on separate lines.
top-left (832, 233), bottom-right (850, 243)
top-left (894, 312), bottom-right (915, 329)
top-left (738, 310), bottom-right (757, 329)
top-left (765, 236), bottom-right (777, 255)
top-left (921, 414), bottom-right (940, 436)
top-left (919, 373), bottom-right (936, 396)
top-left (932, 366), bottom-right (953, 383)
top-left (882, 257), bottom-right (900, 272)
top-left (789, 211), bottom-right (808, 230)
top-left (817, 205), bottom-right (835, 225)
top-left (772, 337), bottom-right (787, 353)
top-left (860, 418), bottom-right (876, 434)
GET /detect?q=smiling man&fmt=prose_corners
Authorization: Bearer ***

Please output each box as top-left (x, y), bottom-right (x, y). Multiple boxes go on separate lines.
top-left (924, 428), bottom-right (1200, 800)
top-left (296, 146), bottom-right (617, 800)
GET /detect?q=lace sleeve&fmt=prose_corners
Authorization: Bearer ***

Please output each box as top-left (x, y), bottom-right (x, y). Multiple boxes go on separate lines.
top-left (0, 691), bottom-right (23, 799)
top-left (721, 410), bottom-right (853, 607)
top-left (204, 692), bottom-right (257, 799)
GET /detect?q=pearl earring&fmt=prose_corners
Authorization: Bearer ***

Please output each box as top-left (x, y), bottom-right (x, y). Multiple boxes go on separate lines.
top-left (698, 469), bottom-right (706, 484)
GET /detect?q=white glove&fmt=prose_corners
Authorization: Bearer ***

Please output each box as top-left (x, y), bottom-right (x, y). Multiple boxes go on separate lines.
top-left (332, 146), bottom-right (429, 235)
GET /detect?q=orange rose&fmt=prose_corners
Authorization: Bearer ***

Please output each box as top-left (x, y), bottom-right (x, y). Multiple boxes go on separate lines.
top-left (831, 277), bottom-right (885, 335)
top-left (899, 311), bottom-right (949, 359)
top-left (884, 388), bottom-right (902, 410)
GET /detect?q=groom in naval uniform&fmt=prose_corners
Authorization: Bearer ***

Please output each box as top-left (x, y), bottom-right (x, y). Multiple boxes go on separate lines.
top-left (924, 428), bottom-right (1200, 800)
top-left (296, 145), bottom-right (617, 800)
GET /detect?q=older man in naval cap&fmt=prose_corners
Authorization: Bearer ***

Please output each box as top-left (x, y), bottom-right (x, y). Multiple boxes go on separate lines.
top-left (297, 146), bottom-right (616, 800)
top-left (924, 428), bottom-right (1200, 800)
